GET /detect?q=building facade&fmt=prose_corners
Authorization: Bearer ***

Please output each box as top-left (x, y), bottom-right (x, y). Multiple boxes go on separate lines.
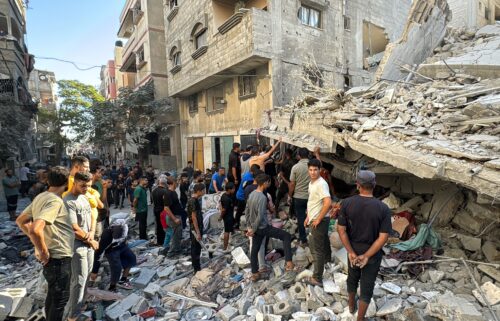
top-left (0, 0), bottom-right (36, 167)
top-left (164, 0), bottom-right (411, 170)
top-left (99, 60), bottom-right (117, 100)
top-left (448, 0), bottom-right (500, 29)
top-left (117, 0), bottom-right (182, 169)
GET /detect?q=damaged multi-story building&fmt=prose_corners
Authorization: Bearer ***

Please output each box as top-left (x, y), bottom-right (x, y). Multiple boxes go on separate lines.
top-left (260, 0), bottom-right (500, 238)
top-left (0, 0), bottom-right (35, 168)
top-left (164, 0), bottom-right (411, 169)
top-left (28, 69), bottom-right (57, 164)
top-left (117, 0), bottom-right (182, 168)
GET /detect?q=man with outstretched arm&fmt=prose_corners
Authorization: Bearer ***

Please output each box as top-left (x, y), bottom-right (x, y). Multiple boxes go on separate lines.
top-left (337, 170), bottom-right (391, 321)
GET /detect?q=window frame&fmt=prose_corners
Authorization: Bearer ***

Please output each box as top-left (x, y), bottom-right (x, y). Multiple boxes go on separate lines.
top-left (238, 70), bottom-right (257, 99)
top-left (169, 0), bottom-right (178, 10)
top-left (298, 5), bottom-right (321, 28)
top-left (194, 28), bottom-right (207, 50)
top-left (206, 84), bottom-right (225, 113)
top-left (188, 94), bottom-right (198, 113)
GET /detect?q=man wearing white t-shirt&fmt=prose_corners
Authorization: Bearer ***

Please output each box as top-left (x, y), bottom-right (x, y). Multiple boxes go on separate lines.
top-left (19, 163), bottom-right (30, 197)
top-left (305, 158), bottom-right (332, 286)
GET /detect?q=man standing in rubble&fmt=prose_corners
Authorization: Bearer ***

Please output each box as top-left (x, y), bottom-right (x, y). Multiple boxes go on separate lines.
top-left (337, 170), bottom-right (391, 320)
top-left (16, 166), bottom-right (73, 321)
top-left (246, 174), bottom-right (295, 282)
top-left (133, 176), bottom-right (149, 240)
top-left (64, 172), bottom-right (99, 319)
top-left (188, 183), bottom-right (206, 272)
top-left (289, 148), bottom-right (311, 245)
top-left (228, 142), bottom-right (241, 188)
top-left (305, 158), bottom-right (332, 286)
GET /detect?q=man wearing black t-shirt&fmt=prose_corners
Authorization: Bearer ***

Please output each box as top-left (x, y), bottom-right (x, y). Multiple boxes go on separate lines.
top-left (152, 179), bottom-right (168, 246)
top-left (187, 183), bottom-right (206, 272)
top-left (164, 178), bottom-right (185, 256)
top-left (228, 143), bottom-right (241, 187)
top-left (337, 170), bottom-right (391, 321)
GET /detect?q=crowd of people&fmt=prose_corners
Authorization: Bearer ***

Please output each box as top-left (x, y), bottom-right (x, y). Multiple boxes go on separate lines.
top-left (4, 138), bottom-right (391, 321)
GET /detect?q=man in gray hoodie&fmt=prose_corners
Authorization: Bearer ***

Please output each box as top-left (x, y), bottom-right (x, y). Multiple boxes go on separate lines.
top-left (246, 173), bottom-right (294, 281)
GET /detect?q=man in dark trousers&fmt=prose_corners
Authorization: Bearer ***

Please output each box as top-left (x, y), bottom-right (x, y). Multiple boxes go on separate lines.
top-left (228, 142), bottom-right (241, 187)
top-left (289, 148), bottom-right (311, 244)
top-left (187, 183), bottom-right (205, 272)
top-left (337, 170), bottom-right (391, 321)
top-left (133, 177), bottom-right (149, 240)
top-left (164, 178), bottom-right (185, 257)
top-left (152, 178), bottom-right (168, 246)
top-left (246, 174), bottom-right (295, 282)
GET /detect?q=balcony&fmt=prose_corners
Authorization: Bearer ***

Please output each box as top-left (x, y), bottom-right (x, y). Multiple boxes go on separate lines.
top-left (168, 8), bottom-right (273, 97)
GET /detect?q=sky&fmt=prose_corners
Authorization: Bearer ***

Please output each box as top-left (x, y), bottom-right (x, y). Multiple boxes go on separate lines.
top-left (26, 0), bottom-right (124, 87)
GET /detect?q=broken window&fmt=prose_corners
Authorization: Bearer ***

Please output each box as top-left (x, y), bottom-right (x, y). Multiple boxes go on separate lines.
top-left (344, 74), bottom-right (351, 89)
top-left (169, 0), bottom-right (178, 10)
top-left (298, 5), bottom-right (321, 28)
top-left (303, 66), bottom-right (323, 91)
top-left (132, 1), bottom-right (144, 25)
top-left (0, 14), bottom-right (8, 36)
top-left (136, 45), bottom-right (146, 68)
top-left (206, 84), bottom-right (225, 112)
top-left (362, 21), bottom-right (389, 70)
top-left (188, 94), bottom-right (198, 113)
top-left (238, 70), bottom-right (257, 99)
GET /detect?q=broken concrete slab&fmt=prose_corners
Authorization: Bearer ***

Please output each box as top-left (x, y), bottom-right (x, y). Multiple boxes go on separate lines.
top-left (376, 298), bottom-right (403, 316)
top-left (426, 292), bottom-right (483, 321)
top-left (473, 281), bottom-right (500, 306)
top-left (131, 268), bottom-right (156, 288)
top-left (428, 184), bottom-right (464, 226)
top-left (457, 234), bottom-right (482, 252)
top-left (429, 270), bottom-right (445, 284)
top-left (478, 265), bottom-right (500, 283)
top-left (482, 241), bottom-right (500, 263)
top-left (217, 305), bottom-right (238, 321)
top-left (381, 282), bottom-right (402, 295)
top-left (231, 247), bottom-right (251, 267)
top-left (105, 293), bottom-right (142, 321)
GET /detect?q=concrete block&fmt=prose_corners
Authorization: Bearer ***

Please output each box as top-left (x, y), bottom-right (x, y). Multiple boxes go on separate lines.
top-left (452, 210), bottom-right (487, 235)
top-left (231, 247), bottom-right (251, 267)
top-left (105, 293), bottom-right (142, 321)
top-left (131, 268), bottom-right (156, 288)
top-left (381, 282), bottom-right (402, 294)
top-left (429, 185), bottom-right (464, 226)
top-left (376, 298), bottom-right (403, 316)
top-left (482, 241), bottom-right (500, 263)
top-left (143, 282), bottom-right (162, 298)
top-left (457, 234), bottom-right (482, 252)
top-left (130, 297), bottom-right (148, 314)
top-left (429, 270), bottom-right (445, 284)
top-left (288, 283), bottom-right (306, 300)
top-left (217, 305), bottom-right (238, 321)
top-left (25, 308), bottom-right (45, 321)
top-left (273, 301), bottom-right (292, 316)
top-left (323, 279), bottom-right (340, 294)
top-left (426, 292), bottom-right (483, 321)
top-left (9, 296), bottom-right (34, 318)
top-left (157, 265), bottom-right (175, 278)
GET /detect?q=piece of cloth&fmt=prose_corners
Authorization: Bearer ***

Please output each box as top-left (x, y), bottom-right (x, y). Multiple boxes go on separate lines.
top-left (307, 177), bottom-right (331, 223)
top-left (251, 225), bottom-right (292, 274)
top-left (294, 198), bottom-right (308, 243)
top-left (23, 191), bottom-right (74, 258)
top-left (160, 210), bottom-right (167, 229)
top-left (166, 215), bottom-right (182, 254)
top-left (237, 171), bottom-right (253, 201)
top-left (347, 253), bottom-right (382, 304)
top-left (134, 186), bottom-right (148, 213)
top-left (64, 193), bottom-right (92, 248)
top-left (386, 246), bottom-right (433, 275)
top-left (65, 246), bottom-right (94, 319)
top-left (6, 194), bottom-right (18, 212)
top-left (2, 175), bottom-right (19, 197)
top-left (310, 218), bottom-right (331, 282)
top-left (136, 211), bottom-right (148, 240)
top-left (228, 150), bottom-right (241, 182)
top-left (221, 193), bottom-right (234, 233)
top-left (245, 190), bottom-right (269, 232)
top-left (209, 172), bottom-right (226, 193)
top-left (390, 224), bottom-right (442, 251)
top-left (106, 244), bottom-right (137, 285)
top-left (337, 195), bottom-right (392, 256)
top-left (290, 159), bottom-right (310, 199)
top-left (43, 257), bottom-right (72, 321)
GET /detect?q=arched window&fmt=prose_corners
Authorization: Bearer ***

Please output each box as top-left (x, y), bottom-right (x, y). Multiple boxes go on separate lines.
top-left (170, 46), bottom-right (181, 66)
top-left (191, 23), bottom-right (207, 50)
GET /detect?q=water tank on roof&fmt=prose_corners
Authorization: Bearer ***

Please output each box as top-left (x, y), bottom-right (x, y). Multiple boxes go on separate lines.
top-left (115, 40), bottom-right (123, 47)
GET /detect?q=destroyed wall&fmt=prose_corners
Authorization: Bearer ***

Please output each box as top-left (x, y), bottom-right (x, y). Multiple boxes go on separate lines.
top-left (448, 0), bottom-right (500, 29)
top-left (343, 0), bottom-right (412, 86)
top-left (375, 0), bottom-right (451, 82)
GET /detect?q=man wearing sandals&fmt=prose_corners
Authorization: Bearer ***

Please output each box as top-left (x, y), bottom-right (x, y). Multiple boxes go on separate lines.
top-left (246, 174), bottom-right (295, 281)
top-left (337, 170), bottom-right (391, 321)
top-left (304, 158), bottom-right (332, 286)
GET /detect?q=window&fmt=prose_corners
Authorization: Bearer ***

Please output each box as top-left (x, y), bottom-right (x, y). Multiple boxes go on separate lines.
top-left (238, 70), bottom-right (257, 98)
top-left (170, 47), bottom-right (181, 66)
top-left (206, 84), bottom-right (225, 112)
top-left (195, 29), bottom-right (207, 49)
top-left (344, 15), bottom-right (351, 30)
top-left (160, 137), bottom-right (171, 156)
top-left (0, 14), bottom-right (8, 36)
top-left (132, 2), bottom-right (144, 25)
top-left (303, 67), bottom-right (323, 91)
top-left (298, 5), bottom-right (321, 28)
top-left (169, 0), bottom-right (178, 9)
top-left (136, 46), bottom-right (146, 68)
top-left (188, 94), bottom-right (198, 113)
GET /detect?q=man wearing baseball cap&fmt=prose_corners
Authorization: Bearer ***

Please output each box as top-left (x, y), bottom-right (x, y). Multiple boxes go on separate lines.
top-left (337, 170), bottom-right (391, 321)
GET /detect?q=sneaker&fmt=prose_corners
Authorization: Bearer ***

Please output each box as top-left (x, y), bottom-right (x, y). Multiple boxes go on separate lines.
top-left (117, 280), bottom-right (133, 290)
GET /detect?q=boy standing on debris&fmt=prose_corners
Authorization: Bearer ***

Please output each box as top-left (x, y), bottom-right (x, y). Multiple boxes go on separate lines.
top-left (16, 166), bottom-right (73, 321)
top-left (220, 182), bottom-right (236, 251)
top-left (64, 172), bottom-right (99, 320)
top-left (246, 174), bottom-right (295, 282)
top-left (337, 170), bottom-right (391, 321)
top-left (188, 183), bottom-right (206, 272)
top-left (305, 158), bottom-right (332, 286)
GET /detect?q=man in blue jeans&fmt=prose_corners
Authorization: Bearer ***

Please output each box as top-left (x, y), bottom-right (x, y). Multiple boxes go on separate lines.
top-left (289, 148), bottom-right (311, 244)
